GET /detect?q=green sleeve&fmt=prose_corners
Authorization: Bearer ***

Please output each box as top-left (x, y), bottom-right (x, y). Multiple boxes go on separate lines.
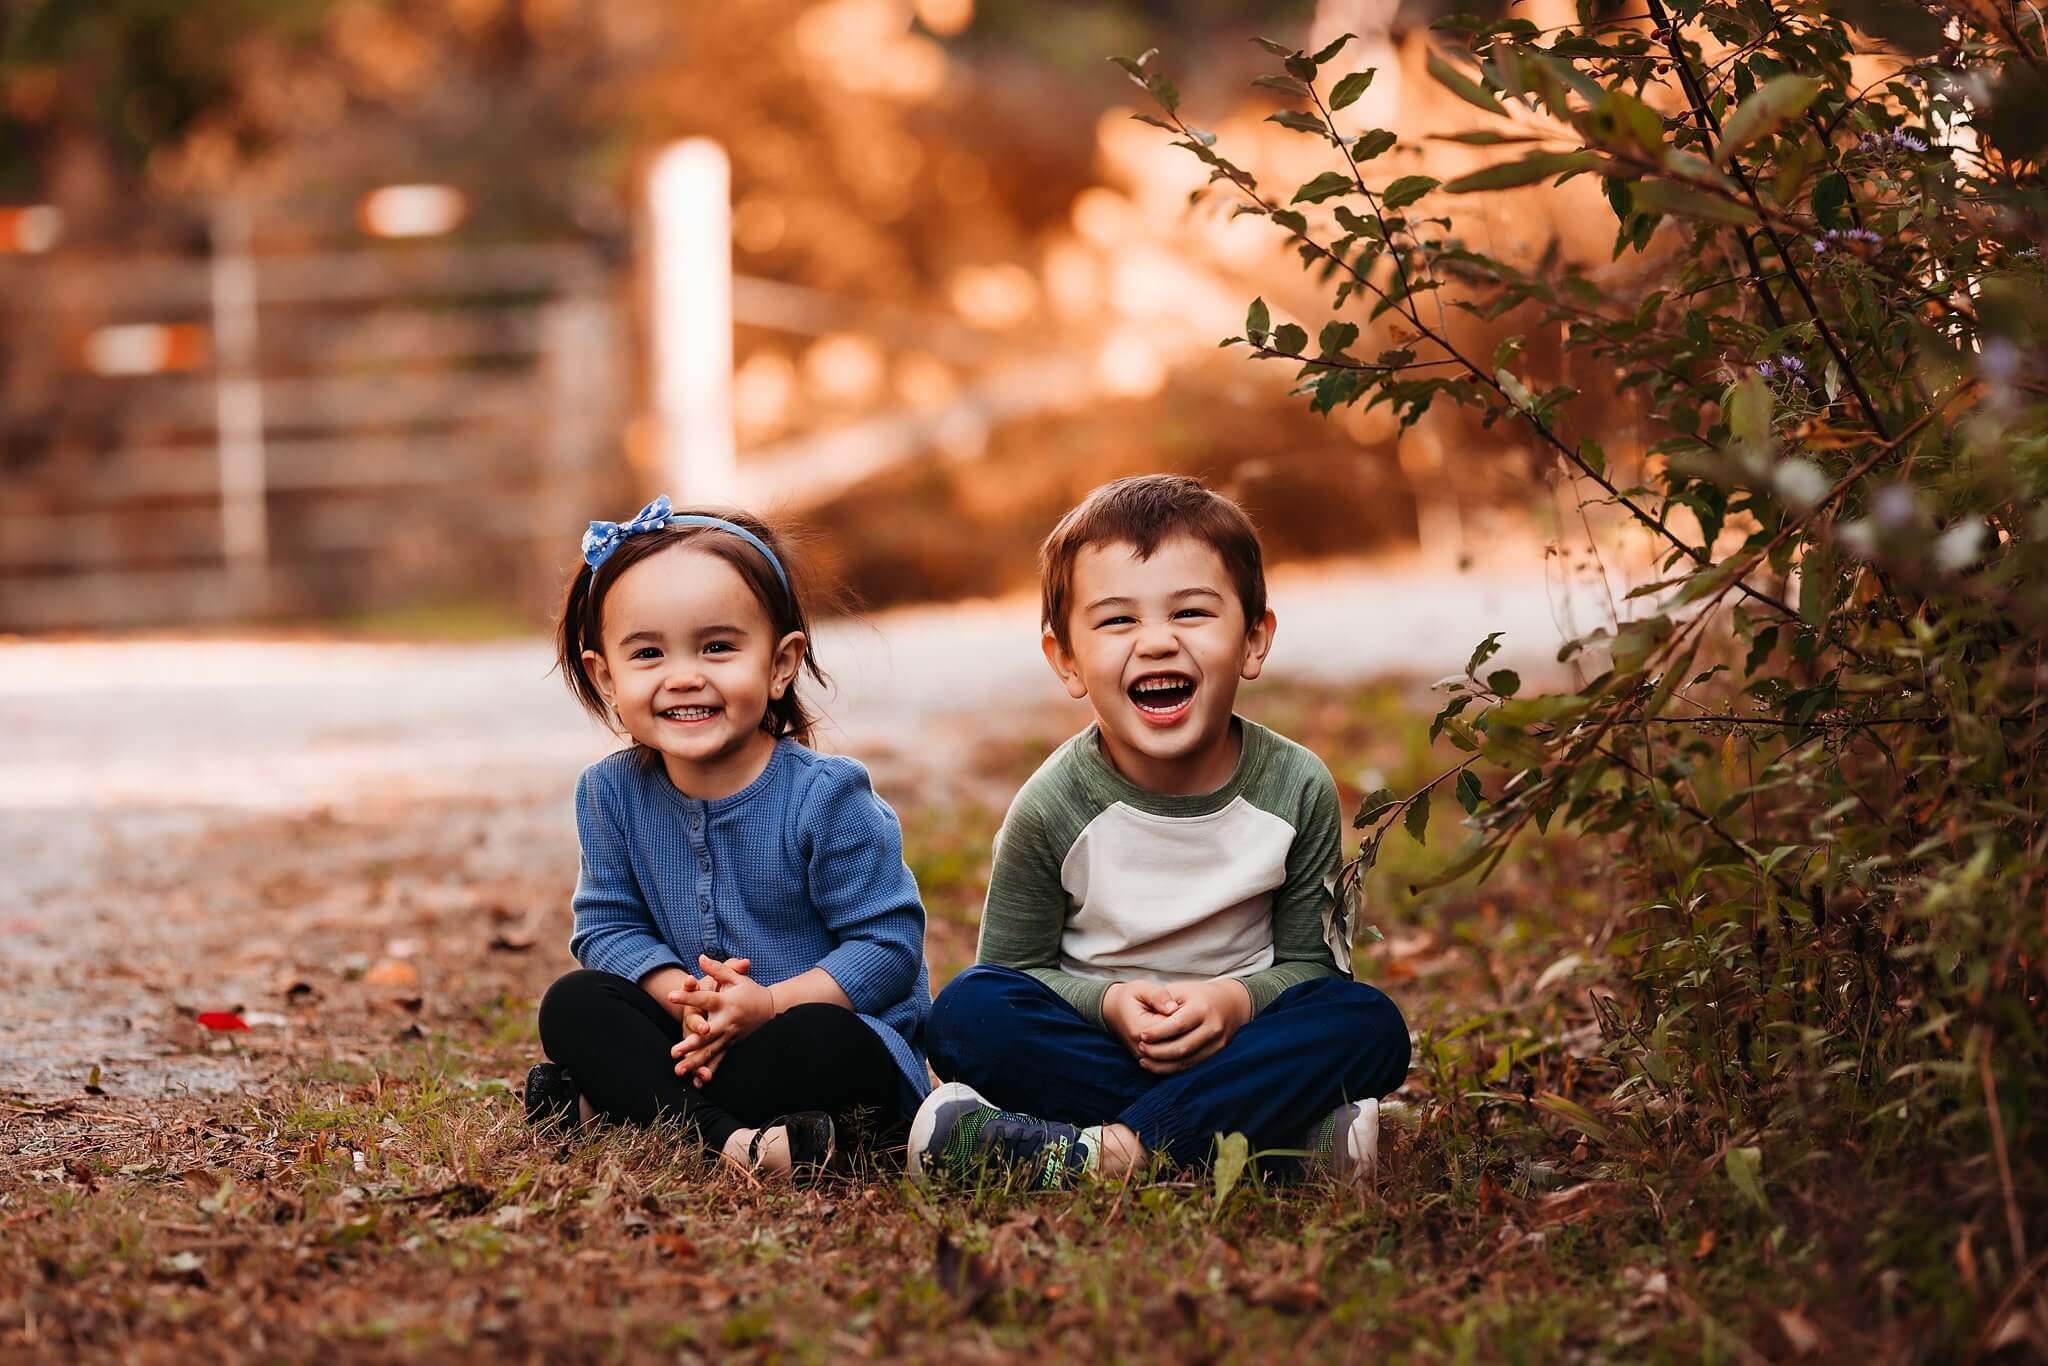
top-left (1234, 762), bottom-right (1343, 1014)
top-left (974, 779), bottom-right (1116, 1027)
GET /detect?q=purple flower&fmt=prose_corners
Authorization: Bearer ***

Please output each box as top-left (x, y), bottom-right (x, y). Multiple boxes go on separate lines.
top-left (1814, 227), bottom-right (1883, 256)
top-left (1756, 354), bottom-right (1806, 380)
top-left (1857, 128), bottom-right (1931, 154)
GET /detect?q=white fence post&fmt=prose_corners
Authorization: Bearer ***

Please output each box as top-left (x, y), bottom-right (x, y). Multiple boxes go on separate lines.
top-left (646, 139), bottom-right (736, 505)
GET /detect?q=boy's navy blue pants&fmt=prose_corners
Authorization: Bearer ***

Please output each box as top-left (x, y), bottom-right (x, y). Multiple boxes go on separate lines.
top-left (928, 966), bottom-right (1410, 1168)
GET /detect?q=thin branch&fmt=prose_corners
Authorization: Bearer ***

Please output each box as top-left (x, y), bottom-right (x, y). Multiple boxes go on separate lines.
top-left (1644, 0), bottom-right (1890, 437)
top-left (1248, 344), bottom-right (1463, 373)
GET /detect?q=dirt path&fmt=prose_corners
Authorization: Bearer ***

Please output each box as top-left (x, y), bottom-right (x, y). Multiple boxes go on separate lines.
top-left (0, 554), bottom-right (1614, 1100)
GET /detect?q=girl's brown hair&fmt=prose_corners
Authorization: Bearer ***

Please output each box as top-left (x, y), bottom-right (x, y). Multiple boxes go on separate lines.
top-left (555, 507), bottom-right (827, 748)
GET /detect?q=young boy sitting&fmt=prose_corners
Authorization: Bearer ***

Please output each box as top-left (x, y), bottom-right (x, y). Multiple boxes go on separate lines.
top-left (910, 474), bottom-right (1410, 1190)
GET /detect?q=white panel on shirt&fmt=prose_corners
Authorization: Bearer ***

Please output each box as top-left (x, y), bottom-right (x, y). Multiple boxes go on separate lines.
top-left (1056, 797), bottom-right (1297, 982)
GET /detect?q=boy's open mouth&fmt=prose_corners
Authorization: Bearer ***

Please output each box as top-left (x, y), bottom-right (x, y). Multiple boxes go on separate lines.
top-left (1127, 673), bottom-right (1196, 723)
top-left (660, 704), bottom-right (721, 724)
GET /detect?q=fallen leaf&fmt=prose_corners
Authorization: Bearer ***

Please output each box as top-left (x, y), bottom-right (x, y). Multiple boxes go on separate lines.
top-left (1988, 1305), bottom-right (2039, 1353)
top-left (489, 925), bottom-right (539, 952)
top-left (1693, 1229), bottom-right (1717, 1261)
top-left (197, 1012), bottom-right (250, 1032)
top-left (1478, 1169), bottom-right (1503, 1216)
top-left (363, 959), bottom-right (419, 989)
top-left (934, 1231), bottom-right (1004, 1313)
top-left (1242, 1275), bottom-right (1322, 1314)
top-left (654, 1232), bottom-right (698, 1262)
top-left (674, 1274), bottom-right (736, 1312)
top-left (1775, 1307), bottom-right (1823, 1357)
top-left (1530, 1182), bottom-right (1616, 1227)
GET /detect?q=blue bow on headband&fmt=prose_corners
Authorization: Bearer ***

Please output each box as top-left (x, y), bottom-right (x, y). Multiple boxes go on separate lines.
top-left (579, 494), bottom-right (790, 592)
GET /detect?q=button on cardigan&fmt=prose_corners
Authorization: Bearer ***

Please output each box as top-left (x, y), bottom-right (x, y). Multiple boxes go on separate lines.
top-left (568, 740), bottom-right (933, 1113)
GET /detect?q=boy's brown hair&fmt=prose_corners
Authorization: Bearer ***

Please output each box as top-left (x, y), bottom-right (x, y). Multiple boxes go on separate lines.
top-left (1038, 474), bottom-right (1267, 649)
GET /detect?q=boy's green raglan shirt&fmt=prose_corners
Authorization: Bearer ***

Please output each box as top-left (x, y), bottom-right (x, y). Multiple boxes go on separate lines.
top-left (975, 716), bottom-right (1351, 1027)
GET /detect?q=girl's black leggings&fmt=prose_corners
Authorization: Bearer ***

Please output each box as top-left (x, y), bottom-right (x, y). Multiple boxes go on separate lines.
top-left (537, 969), bottom-right (908, 1155)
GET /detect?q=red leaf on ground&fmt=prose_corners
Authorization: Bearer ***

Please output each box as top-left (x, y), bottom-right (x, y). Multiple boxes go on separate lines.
top-left (196, 1012), bottom-right (250, 1032)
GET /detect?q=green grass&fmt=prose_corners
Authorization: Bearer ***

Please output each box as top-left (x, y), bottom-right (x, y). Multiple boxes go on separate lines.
top-left (0, 680), bottom-right (2001, 1360)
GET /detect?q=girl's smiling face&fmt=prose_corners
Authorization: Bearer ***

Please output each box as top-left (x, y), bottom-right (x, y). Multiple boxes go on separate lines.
top-left (582, 544), bottom-right (806, 799)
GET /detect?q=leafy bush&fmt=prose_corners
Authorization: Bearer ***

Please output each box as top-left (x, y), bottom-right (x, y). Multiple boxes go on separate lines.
top-left (1127, 0), bottom-right (2043, 1289)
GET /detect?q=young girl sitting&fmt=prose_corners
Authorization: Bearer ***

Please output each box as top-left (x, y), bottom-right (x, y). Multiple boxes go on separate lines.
top-left (524, 495), bottom-right (932, 1179)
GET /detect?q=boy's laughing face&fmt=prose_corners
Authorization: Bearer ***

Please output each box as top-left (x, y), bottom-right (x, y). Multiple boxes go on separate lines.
top-left (1043, 535), bottom-right (1275, 796)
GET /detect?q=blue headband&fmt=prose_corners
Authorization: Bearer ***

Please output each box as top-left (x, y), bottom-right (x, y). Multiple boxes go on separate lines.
top-left (579, 495), bottom-right (790, 592)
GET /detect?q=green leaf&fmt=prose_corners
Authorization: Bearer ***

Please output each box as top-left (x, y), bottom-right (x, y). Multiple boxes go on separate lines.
top-left (1381, 175), bottom-right (1440, 208)
top-left (1629, 180), bottom-right (1759, 227)
top-left (1318, 320), bottom-right (1360, 356)
top-left (1245, 297), bottom-right (1270, 343)
top-left (1811, 170), bottom-right (1850, 229)
top-left (1727, 374), bottom-right (1774, 447)
top-left (1578, 437), bottom-right (1607, 476)
top-left (1355, 786), bottom-right (1400, 826)
top-left (1271, 323), bottom-right (1308, 355)
top-left (1253, 74), bottom-right (1311, 97)
top-left (1144, 72), bottom-right (1180, 114)
top-left (1311, 32), bottom-right (1356, 65)
top-left (1487, 668), bottom-right (1521, 697)
top-left (1285, 53), bottom-right (1318, 81)
top-left (1251, 37), bottom-right (1296, 57)
top-left (1351, 128), bottom-right (1399, 161)
top-left (1533, 1093), bottom-right (1611, 1146)
top-left (1724, 1145), bottom-right (1768, 1212)
top-left (1270, 208), bottom-right (1308, 234)
top-left (1330, 69), bottom-right (1375, 110)
top-left (1466, 630), bottom-right (1504, 675)
top-left (1293, 171), bottom-right (1356, 204)
top-left (1268, 110), bottom-right (1329, 135)
top-left (1404, 791), bottom-right (1431, 844)
top-left (1714, 75), bottom-right (1824, 167)
top-left (1445, 150), bottom-right (1601, 192)
top-left (1211, 1132), bottom-right (1251, 1210)
top-left (1427, 49), bottom-right (1504, 115)
top-left (1455, 769), bottom-right (1483, 814)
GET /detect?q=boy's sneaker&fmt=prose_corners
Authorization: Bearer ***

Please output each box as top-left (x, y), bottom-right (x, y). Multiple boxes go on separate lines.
top-left (1302, 1098), bottom-right (1380, 1191)
top-left (907, 1082), bottom-right (1092, 1190)
top-left (523, 1062), bottom-right (581, 1131)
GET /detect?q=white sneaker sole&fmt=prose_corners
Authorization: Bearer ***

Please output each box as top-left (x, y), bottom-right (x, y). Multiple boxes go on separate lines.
top-left (1341, 1097), bottom-right (1381, 1190)
top-left (906, 1080), bottom-right (992, 1185)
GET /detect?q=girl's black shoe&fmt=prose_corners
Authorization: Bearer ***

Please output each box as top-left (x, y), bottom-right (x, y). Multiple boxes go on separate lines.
top-left (752, 1111), bottom-right (838, 1183)
top-left (524, 1062), bottom-right (580, 1131)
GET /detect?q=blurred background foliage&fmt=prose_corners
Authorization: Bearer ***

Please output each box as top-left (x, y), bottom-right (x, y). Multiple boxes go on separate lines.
top-left (3, 0), bottom-right (1538, 625)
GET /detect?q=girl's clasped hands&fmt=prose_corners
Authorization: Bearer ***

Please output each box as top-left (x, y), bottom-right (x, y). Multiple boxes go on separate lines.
top-left (667, 953), bottom-right (774, 1086)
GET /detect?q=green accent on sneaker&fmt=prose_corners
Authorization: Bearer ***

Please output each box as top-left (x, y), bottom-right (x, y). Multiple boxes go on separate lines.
top-left (1306, 1110), bottom-right (1339, 1170)
top-left (938, 1105), bottom-right (996, 1177)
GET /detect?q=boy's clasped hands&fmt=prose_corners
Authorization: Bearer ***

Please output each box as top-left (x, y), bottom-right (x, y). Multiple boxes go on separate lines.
top-left (1103, 977), bottom-right (1252, 1073)
top-left (665, 954), bottom-right (775, 1086)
